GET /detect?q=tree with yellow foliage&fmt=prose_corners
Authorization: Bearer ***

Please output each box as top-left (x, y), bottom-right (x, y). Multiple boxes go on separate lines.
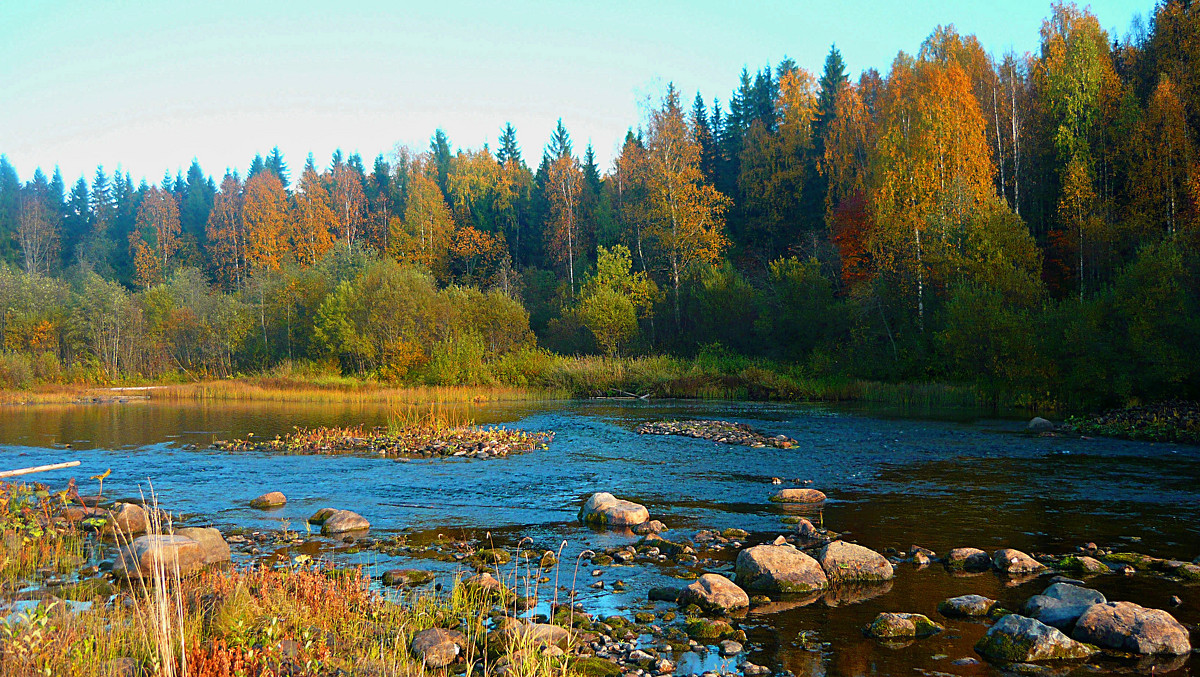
top-left (135, 185), bottom-right (180, 272)
top-left (390, 160), bottom-right (454, 274)
top-left (644, 84), bottom-right (730, 329)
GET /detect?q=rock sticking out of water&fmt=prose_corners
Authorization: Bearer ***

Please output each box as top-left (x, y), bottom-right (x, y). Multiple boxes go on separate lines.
top-left (735, 543), bottom-right (828, 593)
top-left (817, 541), bottom-right (894, 583)
top-left (864, 612), bottom-right (944, 639)
top-left (677, 573), bottom-right (750, 613)
top-left (635, 419), bottom-right (797, 448)
top-left (249, 491), bottom-right (286, 508)
top-left (974, 614), bottom-right (1098, 662)
top-left (579, 492), bottom-right (650, 526)
top-left (1023, 583), bottom-right (1106, 630)
top-left (1071, 601), bottom-right (1192, 655)
top-left (770, 488), bottom-right (827, 503)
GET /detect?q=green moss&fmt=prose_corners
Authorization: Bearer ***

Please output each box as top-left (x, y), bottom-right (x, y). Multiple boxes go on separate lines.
top-left (1104, 552), bottom-right (1159, 568)
top-left (634, 612), bottom-right (655, 623)
top-left (568, 657), bottom-right (623, 677)
top-left (684, 617), bottom-right (735, 640)
top-left (721, 528), bottom-right (749, 539)
top-left (592, 554), bottom-right (614, 566)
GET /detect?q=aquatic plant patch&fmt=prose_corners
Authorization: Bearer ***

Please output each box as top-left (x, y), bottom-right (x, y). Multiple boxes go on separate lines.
top-left (212, 423), bottom-right (555, 459)
top-left (1068, 400), bottom-right (1200, 445)
top-left (635, 420), bottom-right (797, 448)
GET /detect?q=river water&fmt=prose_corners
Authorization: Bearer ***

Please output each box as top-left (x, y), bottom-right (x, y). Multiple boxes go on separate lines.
top-left (1, 398), bottom-right (1197, 675)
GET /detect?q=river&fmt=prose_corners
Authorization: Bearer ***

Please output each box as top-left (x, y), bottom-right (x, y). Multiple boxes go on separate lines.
top-left (2, 398), bottom-right (1197, 675)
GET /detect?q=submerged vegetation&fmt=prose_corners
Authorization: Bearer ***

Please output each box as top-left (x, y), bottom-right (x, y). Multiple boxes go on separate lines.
top-left (1068, 400), bottom-right (1200, 445)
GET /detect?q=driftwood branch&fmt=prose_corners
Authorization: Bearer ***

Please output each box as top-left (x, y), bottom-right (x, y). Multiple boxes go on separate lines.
top-left (0, 460), bottom-right (81, 479)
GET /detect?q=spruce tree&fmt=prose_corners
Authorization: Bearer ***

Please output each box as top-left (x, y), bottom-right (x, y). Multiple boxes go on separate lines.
top-left (497, 122), bottom-right (522, 166)
top-left (266, 146), bottom-right (289, 188)
top-left (430, 129), bottom-right (452, 197)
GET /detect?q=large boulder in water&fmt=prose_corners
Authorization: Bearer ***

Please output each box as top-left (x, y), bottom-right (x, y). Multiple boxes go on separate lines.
top-left (975, 614), bottom-right (1098, 662)
top-left (678, 573), bottom-right (749, 613)
top-left (993, 548), bottom-right (1044, 574)
top-left (735, 544), bottom-right (827, 593)
top-left (817, 541), bottom-right (894, 583)
top-left (769, 488), bottom-right (826, 503)
top-left (320, 510), bottom-right (370, 535)
top-left (1023, 583), bottom-right (1105, 630)
top-left (1072, 601), bottom-right (1191, 655)
top-left (578, 493), bottom-right (649, 526)
top-left (174, 527), bottom-right (231, 565)
top-left (112, 534), bottom-right (206, 580)
top-left (110, 502), bottom-right (148, 534)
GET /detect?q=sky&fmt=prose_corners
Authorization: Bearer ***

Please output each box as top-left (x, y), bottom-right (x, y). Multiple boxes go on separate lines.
top-left (1, 0), bottom-right (1153, 187)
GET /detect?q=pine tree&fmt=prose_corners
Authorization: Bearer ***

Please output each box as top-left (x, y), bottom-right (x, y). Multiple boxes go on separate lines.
top-left (430, 129), bottom-right (452, 197)
top-left (497, 123), bottom-right (522, 166)
top-left (266, 146), bottom-right (289, 188)
top-left (816, 45), bottom-right (849, 142)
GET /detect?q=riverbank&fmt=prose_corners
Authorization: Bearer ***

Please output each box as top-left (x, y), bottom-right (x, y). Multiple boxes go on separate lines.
top-left (1069, 400), bottom-right (1200, 445)
top-left (0, 355), bottom-right (988, 410)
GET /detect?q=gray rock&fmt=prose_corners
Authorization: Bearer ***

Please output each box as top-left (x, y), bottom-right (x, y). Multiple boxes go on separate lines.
top-left (1072, 601), bottom-right (1191, 655)
top-left (113, 535), bottom-right (205, 580)
top-left (974, 614), bottom-right (1098, 662)
top-left (1023, 583), bottom-right (1105, 630)
top-left (1027, 417), bottom-right (1055, 432)
top-left (735, 544), bottom-right (828, 593)
top-left (718, 640), bottom-right (742, 656)
top-left (938, 594), bottom-right (996, 618)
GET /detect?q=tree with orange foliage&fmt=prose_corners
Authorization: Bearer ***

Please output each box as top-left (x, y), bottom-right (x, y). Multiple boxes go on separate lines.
top-left (450, 225), bottom-right (505, 281)
top-left (1132, 76), bottom-right (1193, 236)
top-left (643, 84), bottom-right (730, 329)
top-left (821, 84), bottom-right (872, 219)
top-left (292, 155), bottom-right (336, 265)
top-left (129, 230), bottom-right (160, 287)
top-left (242, 171), bottom-right (290, 273)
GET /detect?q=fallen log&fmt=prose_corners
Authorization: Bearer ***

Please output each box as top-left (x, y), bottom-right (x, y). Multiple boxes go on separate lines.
top-left (0, 460), bottom-right (81, 479)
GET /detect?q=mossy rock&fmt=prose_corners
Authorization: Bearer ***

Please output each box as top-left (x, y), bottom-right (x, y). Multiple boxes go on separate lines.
top-left (1057, 555), bottom-right (1109, 574)
top-left (780, 516), bottom-right (803, 524)
top-left (55, 577), bottom-right (115, 601)
top-left (662, 611), bottom-right (677, 622)
top-left (1174, 563), bottom-right (1200, 581)
top-left (634, 611), bottom-right (655, 623)
top-left (540, 552), bottom-right (558, 568)
top-left (684, 617), bottom-right (736, 641)
top-left (592, 554), bottom-right (614, 566)
top-left (604, 615), bottom-right (628, 628)
top-left (721, 528), bottom-right (749, 539)
top-left (471, 548), bottom-right (511, 566)
top-left (568, 657), bottom-right (623, 677)
top-left (1104, 552), bottom-right (1160, 568)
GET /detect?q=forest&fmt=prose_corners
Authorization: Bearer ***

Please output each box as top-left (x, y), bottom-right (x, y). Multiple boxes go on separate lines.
top-left (1, 1), bottom-right (1199, 410)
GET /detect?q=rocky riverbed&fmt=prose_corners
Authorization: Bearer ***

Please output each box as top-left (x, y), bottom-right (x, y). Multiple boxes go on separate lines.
top-left (5, 478), bottom-right (1196, 677)
top-left (636, 420), bottom-right (797, 449)
top-left (211, 423), bottom-right (554, 459)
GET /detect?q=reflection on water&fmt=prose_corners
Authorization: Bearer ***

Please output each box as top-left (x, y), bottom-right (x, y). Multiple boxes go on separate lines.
top-left (1, 398), bottom-right (1197, 676)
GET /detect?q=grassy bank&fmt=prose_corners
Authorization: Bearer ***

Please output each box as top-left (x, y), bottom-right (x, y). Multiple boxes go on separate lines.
top-left (0, 353), bottom-right (990, 410)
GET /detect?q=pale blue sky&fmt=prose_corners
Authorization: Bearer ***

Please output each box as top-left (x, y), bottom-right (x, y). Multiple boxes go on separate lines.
top-left (1, 0), bottom-right (1151, 185)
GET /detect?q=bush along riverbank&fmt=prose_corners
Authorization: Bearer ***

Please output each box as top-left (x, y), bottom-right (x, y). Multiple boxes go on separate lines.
top-left (3, 475), bottom-right (1197, 676)
top-left (1068, 400), bottom-right (1200, 445)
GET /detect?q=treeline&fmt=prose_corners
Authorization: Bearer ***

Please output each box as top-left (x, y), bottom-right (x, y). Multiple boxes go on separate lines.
top-left (2, 1), bottom-right (1200, 409)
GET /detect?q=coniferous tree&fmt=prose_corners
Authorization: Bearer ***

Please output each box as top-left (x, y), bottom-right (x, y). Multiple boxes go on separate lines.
top-left (430, 129), bottom-right (452, 197)
top-left (266, 146), bottom-right (289, 188)
top-left (497, 123), bottom-right (522, 166)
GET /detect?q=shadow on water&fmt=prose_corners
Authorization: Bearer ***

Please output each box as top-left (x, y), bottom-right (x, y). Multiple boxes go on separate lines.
top-left (1, 397), bottom-right (1197, 675)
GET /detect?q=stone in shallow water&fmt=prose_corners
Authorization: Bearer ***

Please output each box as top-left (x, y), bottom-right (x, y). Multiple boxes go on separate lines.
top-left (678, 573), bottom-right (749, 613)
top-left (320, 509), bottom-right (370, 535)
top-left (974, 614), bottom-right (1098, 662)
top-left (578, 492), bottom-right (649, 526)
top-left (817, 541), bottom-right (894, 583)
top-left (174, 527), bottom-right (231, 565)
top-left (944, 547), bottom-right (991, 571)
top-left (992, 548), bottom-right (1044, 574)
top-left (735, 543), bottom-right (827, 593)
top-left (1023, 583), bottom-right (1105, 630)
top-left (1072, 601), bottom-right (1191, 655)
top-left (249, 491), bottom-right (286, 508)
top-left (769, 488), bottom-right (826, 503)
top-left (864, 612), bottom-right (943, 639)
top-left (938, 594), bottom-right (996, 618)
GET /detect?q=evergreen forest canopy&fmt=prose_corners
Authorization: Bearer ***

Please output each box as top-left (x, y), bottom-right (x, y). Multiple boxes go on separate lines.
top-left (2, 1), bottom-right (1199, 410)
